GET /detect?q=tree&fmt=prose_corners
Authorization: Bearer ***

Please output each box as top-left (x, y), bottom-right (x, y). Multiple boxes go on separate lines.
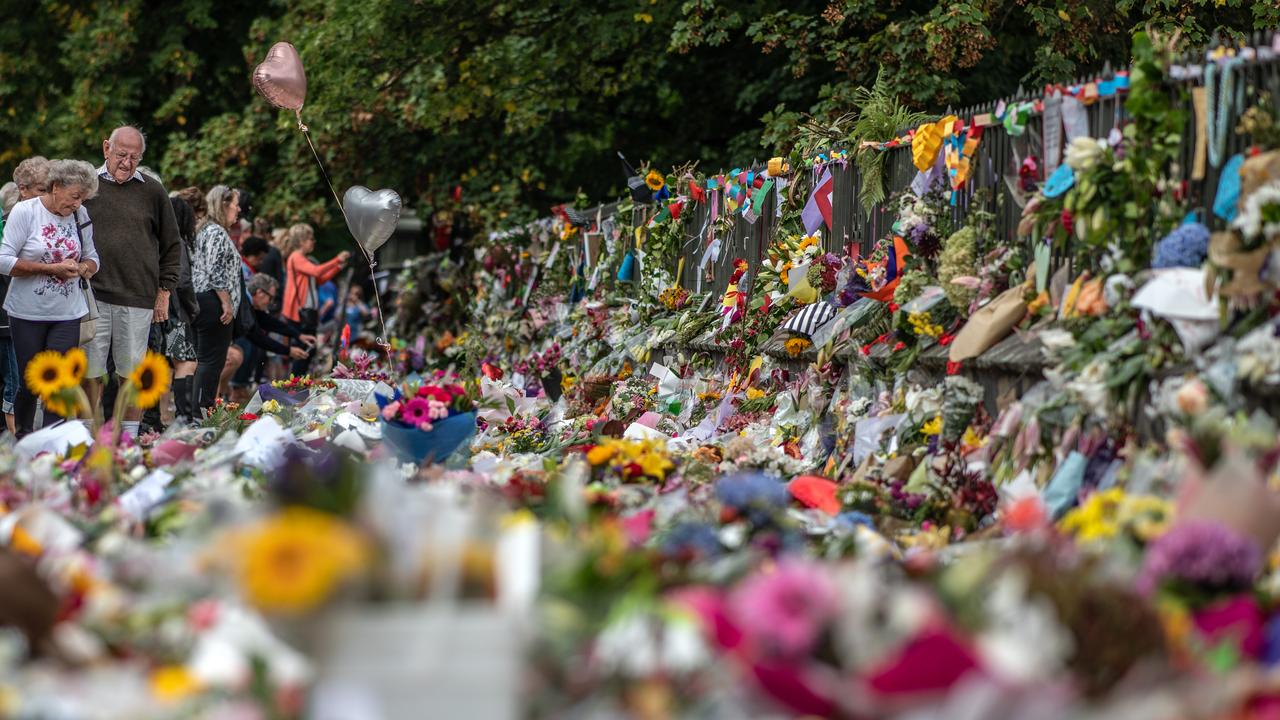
top-left (673, 0), bottom-right (1280, 152)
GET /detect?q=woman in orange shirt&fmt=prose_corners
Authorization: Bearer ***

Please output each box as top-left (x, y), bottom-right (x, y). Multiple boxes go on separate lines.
top-left (281, 223), bottom-right (348, 374)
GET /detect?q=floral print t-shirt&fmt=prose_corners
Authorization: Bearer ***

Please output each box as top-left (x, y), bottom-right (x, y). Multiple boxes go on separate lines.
top-left (192, 221), bottom-right (241, 313)
top-left (0, 197), bottom-right (99, 322)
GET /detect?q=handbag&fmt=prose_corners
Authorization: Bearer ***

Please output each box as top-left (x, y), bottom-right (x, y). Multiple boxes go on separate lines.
top-left (232, 273), bottom-right (256, 339)
top-left (71, 209), bottom-right (99, 346)
top-left (79, 278), bottom-right (99, 346)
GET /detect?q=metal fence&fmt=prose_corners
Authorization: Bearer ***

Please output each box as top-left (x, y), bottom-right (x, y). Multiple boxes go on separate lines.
top-left (571, 37), bottom-right (1280, 299)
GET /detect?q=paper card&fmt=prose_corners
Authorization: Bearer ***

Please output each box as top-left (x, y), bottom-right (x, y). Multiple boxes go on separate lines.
top-left (117, 469), bottom-right (174, 520)
top-left (1043, 91), bottom-right (1063, 174)
top-left (624, 423), bottom-right (668, 442)
top-left (585, 232), bottom-right (602, 267)
top-left (649, 363), bottom-right (681, 396)
top-left (1131, 268), bottom-right (1218, 320)
top-left (1061, 95), bottom-right (1088, 140)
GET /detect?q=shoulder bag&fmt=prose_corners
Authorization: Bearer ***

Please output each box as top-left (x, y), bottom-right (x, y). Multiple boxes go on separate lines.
top-left (72, 209), bottom-right (99, 346)
top-left (232, 272), bottom-right (256, 339)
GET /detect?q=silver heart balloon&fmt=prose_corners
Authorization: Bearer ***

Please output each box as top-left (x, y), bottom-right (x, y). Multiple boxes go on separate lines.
top-left (342, 186), bottom-right (402, 257)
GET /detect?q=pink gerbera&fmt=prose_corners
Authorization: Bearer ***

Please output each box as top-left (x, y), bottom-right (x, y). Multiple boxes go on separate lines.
top-left (401, 397), bottom-right (433, 425)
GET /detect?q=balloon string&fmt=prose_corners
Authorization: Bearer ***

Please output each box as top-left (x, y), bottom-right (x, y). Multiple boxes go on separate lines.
top-left (300, 122), bottom-right (392, 358)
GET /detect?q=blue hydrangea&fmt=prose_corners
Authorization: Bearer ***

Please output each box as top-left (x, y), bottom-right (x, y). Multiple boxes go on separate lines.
top-left (660, 522), bottom-right (722, 558)
top-left (715, 472), bottom-right (789, 510)
top-left (1153, 222), bottom-right (1210, 269)
top-left (835, 511), bottom-right (874, 531)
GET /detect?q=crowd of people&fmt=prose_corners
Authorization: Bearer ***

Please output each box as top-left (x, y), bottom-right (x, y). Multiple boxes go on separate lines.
top-left (0, 125), bottom-right (364, 438)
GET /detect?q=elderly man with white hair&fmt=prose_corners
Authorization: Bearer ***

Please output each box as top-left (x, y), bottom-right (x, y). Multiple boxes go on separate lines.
top-left (81, 126), bottom-right (181, 435)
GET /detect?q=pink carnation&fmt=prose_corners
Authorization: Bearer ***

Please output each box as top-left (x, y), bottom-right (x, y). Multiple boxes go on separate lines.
top-left (381, 401), bottom-right (402, 422)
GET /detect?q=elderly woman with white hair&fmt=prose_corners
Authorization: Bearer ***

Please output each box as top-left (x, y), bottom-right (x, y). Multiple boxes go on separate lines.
top-left (0, 159), bottom-right (100, 436)
top-left (12, 156), bottom-right (50, 202)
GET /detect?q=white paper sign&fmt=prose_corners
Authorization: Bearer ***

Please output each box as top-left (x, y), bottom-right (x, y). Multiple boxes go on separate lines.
top-left (117, 469), bottom-right (174, 520)
top-left (15, 420), bottom-right (93, 461)
top-left (234, 416), bottom-right (299, 471)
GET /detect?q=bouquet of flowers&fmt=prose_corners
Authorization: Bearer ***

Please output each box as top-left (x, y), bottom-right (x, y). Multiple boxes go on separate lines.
top-left (377, 373), bottom-right (478, 464)
top-left (333, 349), bottom-right (394, 383)
top-left (581, 437), bottom-right (674, 484)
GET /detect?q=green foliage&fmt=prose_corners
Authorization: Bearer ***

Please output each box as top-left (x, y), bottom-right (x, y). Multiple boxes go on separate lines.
top-left (0, 0), bottom-right (1270, 236)
top-left (851, 70), bottom-right (932, 210)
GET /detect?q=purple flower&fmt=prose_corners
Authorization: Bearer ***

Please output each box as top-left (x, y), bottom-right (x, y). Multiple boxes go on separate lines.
top-left (729, 560), bottom-right (839, 658)
top-left (1137, 520), bottom-right (1262, 597)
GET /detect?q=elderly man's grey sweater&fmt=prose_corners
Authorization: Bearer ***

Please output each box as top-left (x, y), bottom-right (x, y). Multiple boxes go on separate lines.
top-left (83, 178), bottom-right (182, 309)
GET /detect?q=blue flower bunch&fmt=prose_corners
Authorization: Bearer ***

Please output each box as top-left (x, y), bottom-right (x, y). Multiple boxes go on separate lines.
top-left (660, 522), bottom-right (722, 559)
top-left (1152, 222), bottom-right (1210, 269)
top-left (715, 472), bottom-right (789, 510)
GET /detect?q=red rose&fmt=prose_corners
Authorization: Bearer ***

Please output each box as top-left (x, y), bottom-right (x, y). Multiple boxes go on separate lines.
top-left (946, 361), bottom-right (963, 375)
top-left (861, 344), bottom-right (873, 356)
top-left (892, 341), bottom-right (906, 352)
top-left (239, 413), bottom-right (259, 421)
top-left (938, 333), bottom-right (955, 346)
top-left (889, 302), bottom-right (900, 313)
top-left (418, 385), bottom-right (452, 403)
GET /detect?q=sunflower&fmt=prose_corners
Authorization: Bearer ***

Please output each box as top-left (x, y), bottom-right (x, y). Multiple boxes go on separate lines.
top-left (645, 169), bottom-right (665, 191)
top-left (128, 351), bottom-right (171, 410)
top-left (42, 394), bottom-right (76, 419)
top-left (232, 508), bottom-right (368, 613)
top-left (25, 351), bottom-right (68, 398)
top-left (63, 347), bottom-right (87, 384)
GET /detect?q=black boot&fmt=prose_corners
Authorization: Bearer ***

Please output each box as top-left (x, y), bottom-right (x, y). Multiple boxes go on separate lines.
top-left (140, 404), bottom-right (164, 436)
top-left (172, 376), bottom-right (193, 425)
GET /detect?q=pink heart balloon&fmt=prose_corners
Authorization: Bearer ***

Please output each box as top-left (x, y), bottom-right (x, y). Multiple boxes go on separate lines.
top-left (253, 41), bottom-right (306, 112)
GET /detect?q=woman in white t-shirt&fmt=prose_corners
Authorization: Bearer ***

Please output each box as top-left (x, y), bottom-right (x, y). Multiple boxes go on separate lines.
top-left (0, 159), bottom-right (100, 436)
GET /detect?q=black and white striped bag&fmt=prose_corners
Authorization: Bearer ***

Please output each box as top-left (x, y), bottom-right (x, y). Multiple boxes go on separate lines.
top-left (781, 301), bottom-right (837, 338)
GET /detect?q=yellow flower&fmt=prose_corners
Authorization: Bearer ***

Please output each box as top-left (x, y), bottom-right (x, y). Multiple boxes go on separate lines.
top-left (636, 450), bottom-right (673, 479)
top-left (231, 508), bottom-right (368, 614)
top-left (799, 235), bottom-right (819, 252)
top-left (42, 394), bottom-right (77, 419)
top-left (63, 347), bottom-right (87, 384)
top-left (645, 169), bottom-right (665, 191)
top-left (746, 387), bottom-right (766, 400)
top-left (261, 399), bottom-right (283, 414)
top-left (784, 337), bottom-right (812, 357)
top-left (920, 416), bottom-right (942, 436)
top-left (25, 351), bottom-right (67, 398)
top-left (128, 351), bottom-right (171, 410)
top-left (587, 444), bottom-right (618, 466)
top-left (961, 426), bottom-right (988, 449)
top-left (150, 665), bottom-right (201, 703)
